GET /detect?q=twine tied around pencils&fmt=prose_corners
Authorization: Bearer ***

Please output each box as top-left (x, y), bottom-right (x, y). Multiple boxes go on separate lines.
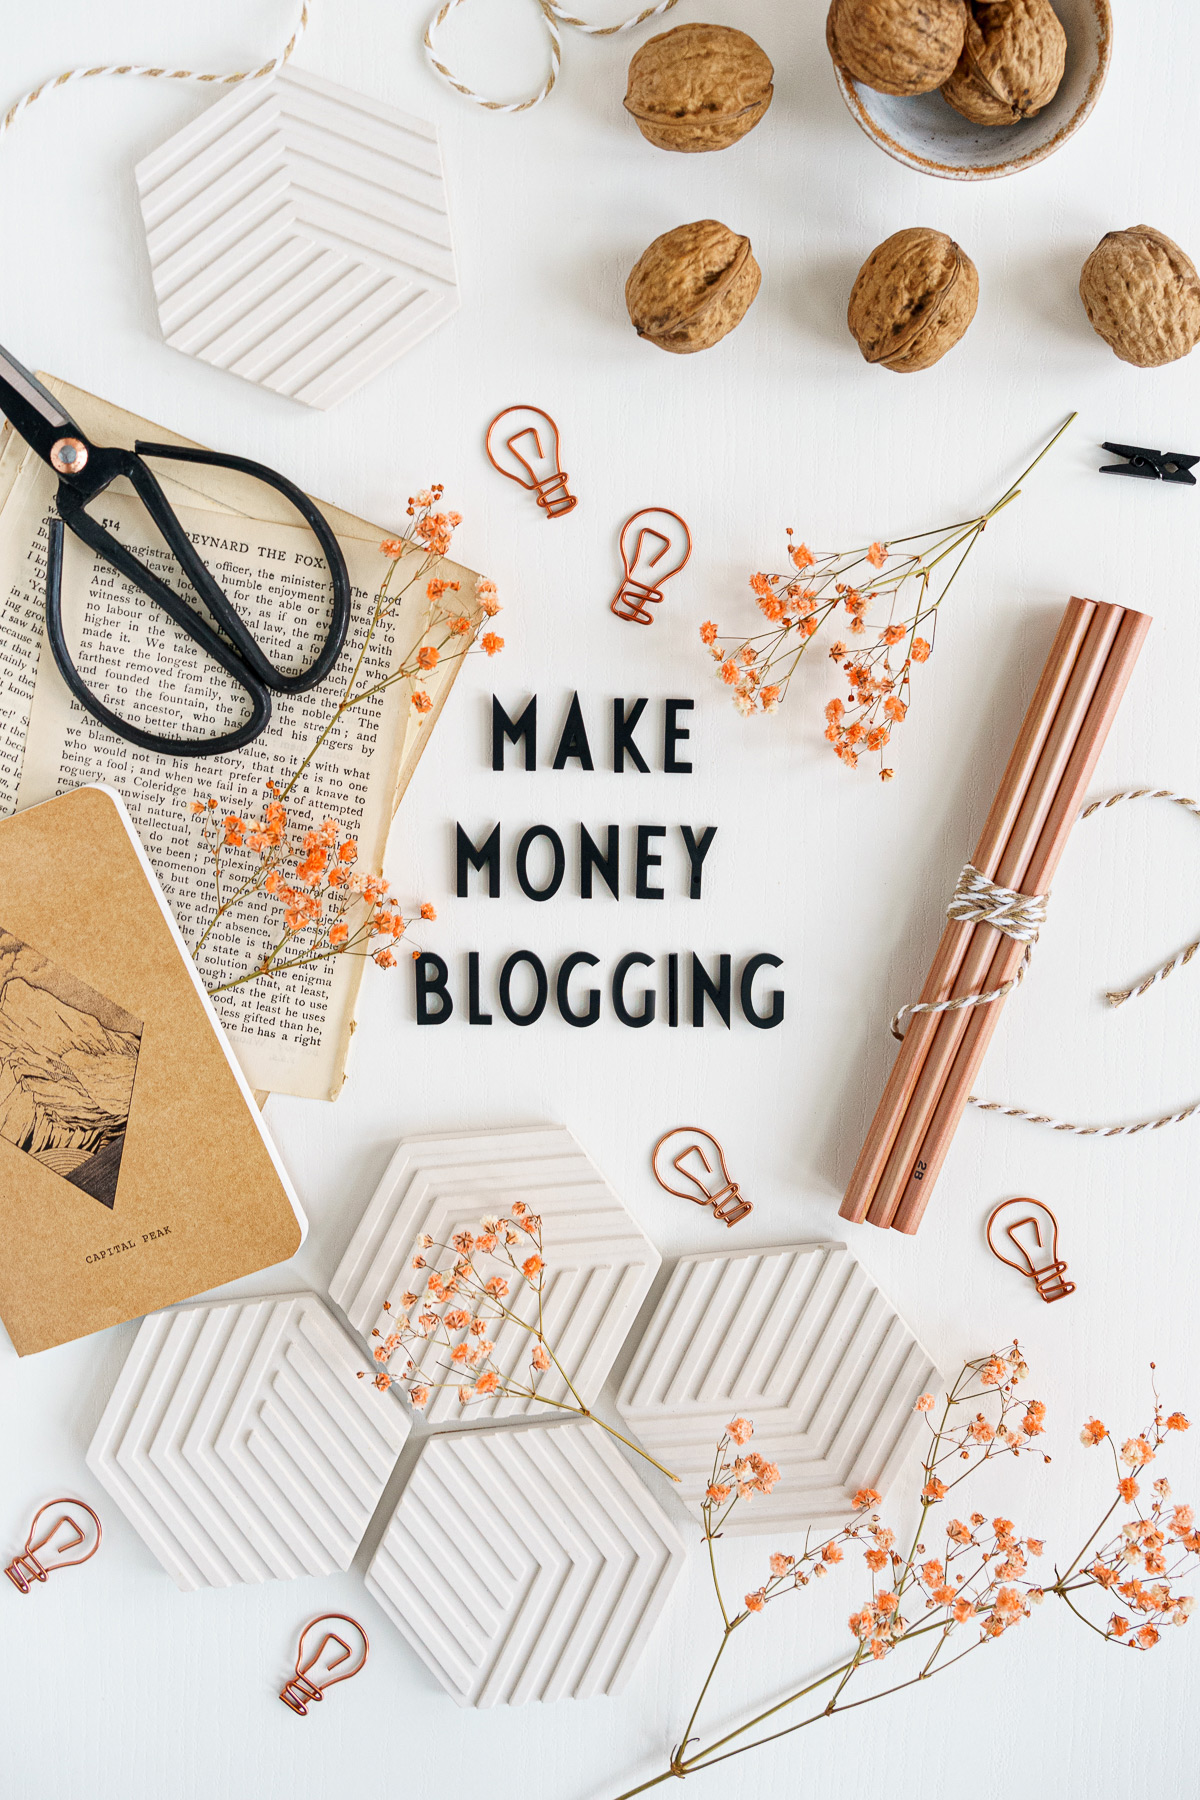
top-left (892, 789), bottom-right (1200, 1138)
top-left (424, 0), bottom-right (682, 111)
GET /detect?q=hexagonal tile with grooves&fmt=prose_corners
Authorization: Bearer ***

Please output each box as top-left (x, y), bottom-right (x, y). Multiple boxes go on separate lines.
top-left (366, 1420), bottom-right (686, 1706)
top-left (86, 1292), bottom-right (409, 1589)
top-left (135, 67), bottom-right (458, 408)
top-left (329, 1125), bottom-right (661, 1425)
top-left (617, 1242), bottom-right (941, 1536)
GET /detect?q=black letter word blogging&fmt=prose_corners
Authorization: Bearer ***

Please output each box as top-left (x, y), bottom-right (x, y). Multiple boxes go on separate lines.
top-left (416, 692), bottom-right (784, 1029)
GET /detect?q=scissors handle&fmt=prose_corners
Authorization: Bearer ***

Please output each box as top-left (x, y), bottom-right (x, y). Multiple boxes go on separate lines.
top-left (45, 518), bottom-right (273, 757)
top-left (132, 442), bottom-right (352, 693)
top-left (46, 440), bottom-right (353, 758)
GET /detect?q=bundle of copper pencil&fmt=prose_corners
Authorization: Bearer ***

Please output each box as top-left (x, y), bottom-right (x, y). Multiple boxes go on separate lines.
top-left (840, 595), bottom-right (1151, 1237)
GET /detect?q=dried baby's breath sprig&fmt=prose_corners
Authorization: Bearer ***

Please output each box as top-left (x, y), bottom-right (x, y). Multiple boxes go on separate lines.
top-left (701, 417), bottom-right (1074, 780)
top-left (358, 1204), bottom-right (678, 1484)
top-left (609, 1343), bottom-right (1197, 1798)
top-left (189, 796), bottom-right (435, 995)
top-left (188, 485), bottom-right (499, 993)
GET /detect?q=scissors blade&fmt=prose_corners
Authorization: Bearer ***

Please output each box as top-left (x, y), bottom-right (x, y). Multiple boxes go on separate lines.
top-left (0, 341), bottom-right (82, 464)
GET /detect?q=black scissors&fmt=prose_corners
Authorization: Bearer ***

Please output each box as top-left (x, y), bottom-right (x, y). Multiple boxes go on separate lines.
top-left (0, 342), bottom-right (351, 757)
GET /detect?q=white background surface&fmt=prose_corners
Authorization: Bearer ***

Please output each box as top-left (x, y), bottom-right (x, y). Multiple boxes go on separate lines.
top-left (2, 2), bottom-right (1199, 1796)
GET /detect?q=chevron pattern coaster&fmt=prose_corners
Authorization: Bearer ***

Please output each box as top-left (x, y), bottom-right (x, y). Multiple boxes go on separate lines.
top-left (617, 1243), bottom-right (941, 1537)
top-left (135, 66), bottom-right (459, 408)
top-left (329, 1125), bottom-right (661, 1425)
top-left (86, 1291), bottom-right (410, 1590)
top-left (365, 1420), bottom-right (686, 1707)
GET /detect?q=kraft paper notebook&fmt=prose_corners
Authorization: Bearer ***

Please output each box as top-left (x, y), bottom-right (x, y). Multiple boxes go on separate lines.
top-left (0, 784), bottom-right (305, 1356)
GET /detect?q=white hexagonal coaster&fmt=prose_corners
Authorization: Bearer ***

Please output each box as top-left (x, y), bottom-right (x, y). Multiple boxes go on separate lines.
top-left (617, 1242), bottom-right (940, 1537)
top-left (366, 1419), bottom-right (686, 1707)
top-left (135, 66), bottom-right (458, 408)
top-left (329, 1125), bottom-right (661, 1425)
top-left (86, 1291), bottom-right (409, 1590)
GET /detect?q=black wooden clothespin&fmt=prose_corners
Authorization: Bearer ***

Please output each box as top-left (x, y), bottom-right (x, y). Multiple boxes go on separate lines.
top-left (1099, 442), bottom-right (1199, 485)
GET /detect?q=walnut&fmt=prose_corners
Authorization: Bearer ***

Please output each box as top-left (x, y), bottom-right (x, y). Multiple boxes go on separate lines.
top-left (826, 0), bottom-right (967, 96)
top-left (625, 220), bottom-right (761, 354)
top-left (1079, 226), bottom-right (1200, 368)
top-left (847, 227), bottom-right (978, 372)
top-left (624, 23), bottom-right (774, 153)
top-left (941, 0), bottom-right (1066, 125)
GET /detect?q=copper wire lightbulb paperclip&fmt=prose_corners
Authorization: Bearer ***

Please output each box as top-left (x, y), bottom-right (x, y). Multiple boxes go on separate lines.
top-left (611, 508), bottom-right (692, 624)
top-left (5, 1498), bottom-right (102, 1592)
top-left (280, 1615), bottom-right (370, 1715)
top-left (485, 405), bottom-right (577, 518)
top-left (652, 1127), bottom-right (752, 1227)
top-left (986, 1199), bottom-right (1075, 1303)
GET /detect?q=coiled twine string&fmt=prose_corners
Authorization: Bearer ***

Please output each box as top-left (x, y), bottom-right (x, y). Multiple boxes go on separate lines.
top-left (0, 3), bottom-right (677, 135)
top-left (0, 3), bottom-right (310, 137)
top-left (892, 789), bottom-right (1200, 1138)
top-left (424, 0), bottom-right (681, 111)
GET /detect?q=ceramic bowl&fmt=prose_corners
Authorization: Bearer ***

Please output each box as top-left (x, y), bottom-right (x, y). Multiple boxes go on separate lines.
top-left (830, 0), bottom-right (1112, 181)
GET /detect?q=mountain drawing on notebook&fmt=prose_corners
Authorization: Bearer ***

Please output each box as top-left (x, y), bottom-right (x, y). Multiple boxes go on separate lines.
top-left (0, 929), bottom-right (142, 1209)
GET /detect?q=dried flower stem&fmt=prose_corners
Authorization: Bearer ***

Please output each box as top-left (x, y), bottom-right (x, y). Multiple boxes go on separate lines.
top-left (186, 486), bottom-right (502, 995)
top-left (701, 415), bottom-right (1075, 780)
top-left (366, 1203), bottom-right (680, 1484)
top-left (608, 1343), bottom-right (1195, 1798)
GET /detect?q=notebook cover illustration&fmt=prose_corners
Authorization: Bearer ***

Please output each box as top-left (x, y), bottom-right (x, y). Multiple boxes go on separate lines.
top-left (0, 929), bottom-right (142, 1208)
top-left (0, 785), bottom-right (306, 1356)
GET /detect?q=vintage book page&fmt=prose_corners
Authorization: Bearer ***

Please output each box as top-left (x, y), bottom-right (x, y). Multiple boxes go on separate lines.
top-left (0, 379), bottom-right (479, 1099)
top-left (0, 427), bottom-right (47, 814)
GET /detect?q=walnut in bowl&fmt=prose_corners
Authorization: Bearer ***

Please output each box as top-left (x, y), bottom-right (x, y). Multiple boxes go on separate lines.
top-left (828, 0), bottom-right (1110, 180)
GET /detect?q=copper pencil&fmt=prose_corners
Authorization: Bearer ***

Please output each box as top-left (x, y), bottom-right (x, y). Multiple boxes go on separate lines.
top-left (891, 605), bottom-right (1152, 1235)
top-left (864, 600), bottom-right (1124, 1228)
top-left (838, 597), bottom-right (1095, 1225)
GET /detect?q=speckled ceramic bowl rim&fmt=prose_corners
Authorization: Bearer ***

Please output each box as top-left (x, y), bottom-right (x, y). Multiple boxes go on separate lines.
top-left (832, 0), bottom-right (1113, 181)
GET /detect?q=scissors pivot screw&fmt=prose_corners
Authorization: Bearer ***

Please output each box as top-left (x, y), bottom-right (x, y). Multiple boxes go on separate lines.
top-left (49, 436), bottom-right (88, 476)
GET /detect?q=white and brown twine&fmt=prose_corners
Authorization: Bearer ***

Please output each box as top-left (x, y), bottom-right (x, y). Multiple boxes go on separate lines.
top-left (424, 0), bottom-right (681, 112)
top-left (0, 4), bottom-right (310, 138)
top-left (2, 2), bottom-right (678, 134)
top-left (894, 789), bottom-right (1200, 1138)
